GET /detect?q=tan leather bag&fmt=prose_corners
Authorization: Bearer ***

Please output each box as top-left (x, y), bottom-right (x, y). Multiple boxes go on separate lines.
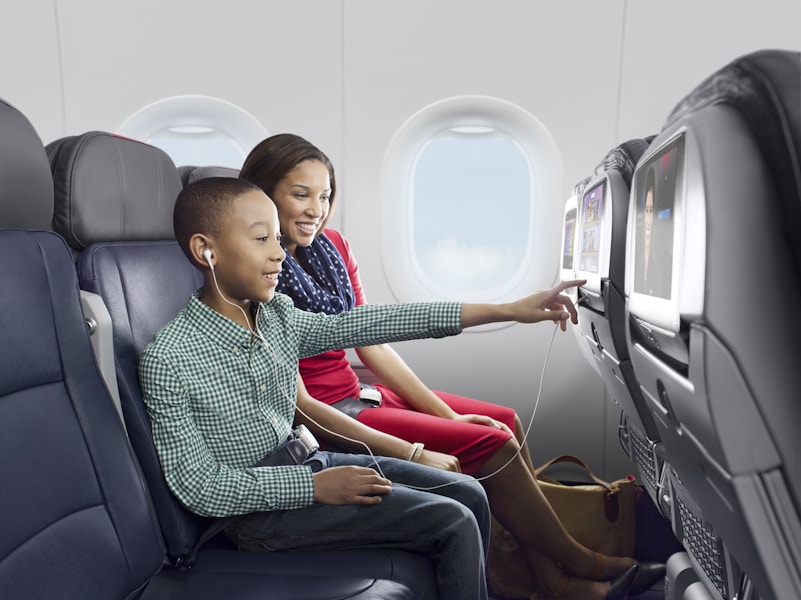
top-left (487, 455), bottom-right (641, 599)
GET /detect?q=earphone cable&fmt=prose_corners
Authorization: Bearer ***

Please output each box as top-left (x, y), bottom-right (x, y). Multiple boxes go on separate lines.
top-left (266, 317), bottom-right (561, 491)
top-left (210, 266), bottom-right (564, 491)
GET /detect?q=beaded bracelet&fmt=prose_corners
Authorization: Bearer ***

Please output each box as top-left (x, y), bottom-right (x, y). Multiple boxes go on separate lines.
top-left (406, 442), bottom-right (424, 462)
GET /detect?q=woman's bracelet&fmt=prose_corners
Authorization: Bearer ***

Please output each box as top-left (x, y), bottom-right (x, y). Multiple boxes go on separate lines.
top-left (406, 442), bottom-right (424, 462)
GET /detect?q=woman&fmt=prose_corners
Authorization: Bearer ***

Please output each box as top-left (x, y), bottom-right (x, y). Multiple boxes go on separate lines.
top-left (240, 133), bottom-right (658, 599)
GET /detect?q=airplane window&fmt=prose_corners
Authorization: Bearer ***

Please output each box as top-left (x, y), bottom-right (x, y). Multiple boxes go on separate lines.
top-left (413, 129), bottom-right (529, 292)
top-left (382, 96), bottom-right (561, 304)
top-left (116, 95), bottom-right (267, 168)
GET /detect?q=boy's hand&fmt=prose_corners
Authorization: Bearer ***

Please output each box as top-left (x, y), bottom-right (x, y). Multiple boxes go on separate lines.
top-left (313, 465), bottom-right (392, 505)
top-left (507, 279), bottom-right (586, 331)
top-left (460, 279), bottom-right (586, 330)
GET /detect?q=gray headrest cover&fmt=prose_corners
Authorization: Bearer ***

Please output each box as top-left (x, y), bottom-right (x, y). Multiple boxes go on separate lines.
top-left (0, 99), bottom-right (54, 229)
top-left (50, 132), bottom-right (182, 249)
top-left (178, 164), bottom-right (240, 187)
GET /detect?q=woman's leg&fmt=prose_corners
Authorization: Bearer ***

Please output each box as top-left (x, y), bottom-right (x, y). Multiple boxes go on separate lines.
top-left (476, 439), bottom-right (635, 599)
top-left (512, 411), bottom-right (538, 473)
top-left (359, 393), bottom-right (635, 598)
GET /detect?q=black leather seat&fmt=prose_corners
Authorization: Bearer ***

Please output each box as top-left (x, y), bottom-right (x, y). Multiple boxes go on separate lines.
top-left (570, 139), bottom-right (670, 514)
top-left (47, 130), bottom-right (438, 599)
top-left (625, 49), bottom-right (801, 600)
top-left (0, 96), bottom-right (422, 598)
top-left (0, 99), bottom-right (162, 599)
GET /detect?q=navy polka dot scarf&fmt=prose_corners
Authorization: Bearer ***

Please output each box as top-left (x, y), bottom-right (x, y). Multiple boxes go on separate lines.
top-left (276, 233), bottom-right (355, 315)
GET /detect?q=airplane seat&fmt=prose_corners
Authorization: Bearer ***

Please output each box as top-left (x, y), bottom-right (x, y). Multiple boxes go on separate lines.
top-left (0, 99), bottom-right (53, 230)
top-left (561, 176), bottom-right (597, 371)
top-left (178, 164), bottom-right (240, 186)
top-left (562, 139), bottom-right (674, 516)
top-left (573, 138), bottom-right (672, 514)
top-left (625, 49), bottom-right (801, 600)
top-left (47, 130), bottom-right (437, 599)
top-left (0, 234), bottom-right (170, 599)
top-left (0, 98), bottom-right (165, 598)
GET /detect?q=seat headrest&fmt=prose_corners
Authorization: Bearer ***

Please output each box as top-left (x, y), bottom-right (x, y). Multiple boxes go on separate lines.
top-left (47, 132), bottom-right (182, 250)
top-left (0, 98), bottom-right (54, 229)
top-left (662, 49), bottom-right (801, 277)
top-left (178, 164), bottom-right (240, 187)
top-left (572, 174), bottom-right (591, 197)
top-left (594, 136), bottom-right (656, 187)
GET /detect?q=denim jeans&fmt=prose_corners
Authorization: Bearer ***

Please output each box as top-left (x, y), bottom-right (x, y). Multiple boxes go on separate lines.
top-left (226, 452), bottom-right (490, 600)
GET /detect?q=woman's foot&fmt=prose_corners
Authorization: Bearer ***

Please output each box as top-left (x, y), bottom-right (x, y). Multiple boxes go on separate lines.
top-left (538, 564), bottom-right (638, 600)
top-left (536, 570), bottom-right (610, 600)
top-left (577, 551), bottom-right (637, 582)
top-left (627, 561), bottom-right (666, 595)
top-left (535, 566), bottom-right (640, 600)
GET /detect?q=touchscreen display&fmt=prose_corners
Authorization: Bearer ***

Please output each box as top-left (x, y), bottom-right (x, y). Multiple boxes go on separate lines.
top-left (578, 181), bottom-right (604, 274)
top-left (633, 141), bottom-right (680, 299)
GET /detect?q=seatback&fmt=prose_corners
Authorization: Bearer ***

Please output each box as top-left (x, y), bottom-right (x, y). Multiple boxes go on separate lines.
top-left (47, 131), bottom-right (208, 564)
top-left (625, 49), bottom-right (801, 600)
top-left (572, 139), bottom-right (667, 509)
top-left (0, 101), bottom-right (53, 230)
top-left (47, 131), bottom-right (179, 251)
top-left (561, 177), bottom-right (598, 373)
top-left (0, 100), bottom-right (163, 599)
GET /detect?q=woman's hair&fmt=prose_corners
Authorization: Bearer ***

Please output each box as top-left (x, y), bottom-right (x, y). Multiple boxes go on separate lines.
top-left (240, 133), bottom-right (337, 234)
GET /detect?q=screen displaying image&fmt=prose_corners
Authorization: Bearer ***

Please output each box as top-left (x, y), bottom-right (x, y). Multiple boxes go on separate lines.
top-left (562, 207), bottom-right (576, 270)
top-left (578, 181), bottom-right (604, 274)
top-left (633, 138), bottom-right (682, 299)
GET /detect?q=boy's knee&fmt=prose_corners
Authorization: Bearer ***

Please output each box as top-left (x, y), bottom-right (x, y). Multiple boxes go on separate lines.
top-left (450, 476), bottom-right (489, 516)
top-left (443, 477), bottom-right (490, 548)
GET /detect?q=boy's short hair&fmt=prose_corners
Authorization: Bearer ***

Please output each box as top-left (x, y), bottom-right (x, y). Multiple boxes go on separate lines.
top-left (173, 177), bottom-right (263, 263)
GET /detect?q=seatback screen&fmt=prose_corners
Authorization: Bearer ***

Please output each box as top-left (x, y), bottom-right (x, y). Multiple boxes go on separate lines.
top-left (633, 141), bottom-right (680, 300)
top-left (578, 181), bottom-right (605, 274)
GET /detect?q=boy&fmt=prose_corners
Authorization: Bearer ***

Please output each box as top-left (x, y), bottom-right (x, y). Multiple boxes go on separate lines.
top-left (139, 177), bottom-right (583, 600)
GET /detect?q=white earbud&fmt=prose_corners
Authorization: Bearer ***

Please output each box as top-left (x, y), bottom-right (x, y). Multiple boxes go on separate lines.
top-left (203, 249), bottom-right (214, 270)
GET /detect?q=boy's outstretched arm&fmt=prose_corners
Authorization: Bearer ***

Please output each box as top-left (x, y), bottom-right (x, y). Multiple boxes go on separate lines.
top-left (460, 279), bottom-right (586, 331)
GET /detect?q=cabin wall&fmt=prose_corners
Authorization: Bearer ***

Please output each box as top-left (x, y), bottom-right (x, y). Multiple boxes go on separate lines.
top-left (1, 0), bottom-right (799, 478)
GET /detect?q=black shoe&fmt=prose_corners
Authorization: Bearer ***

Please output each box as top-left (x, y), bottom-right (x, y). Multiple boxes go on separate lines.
top-left (626, 562), bottom-right (666, 596)
top-left (606, 563), bottom-right (639, 600)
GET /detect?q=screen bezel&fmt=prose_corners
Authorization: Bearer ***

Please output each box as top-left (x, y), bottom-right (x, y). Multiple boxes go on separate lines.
top-left (559, 193), bottom-right (579, 297)
top-left (561, 198), bottom-right (577, 271)
top-left (626, 133), bottom-right (686, 334)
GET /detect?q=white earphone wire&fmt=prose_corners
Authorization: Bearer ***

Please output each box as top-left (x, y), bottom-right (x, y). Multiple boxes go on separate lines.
top-left (265, 315), bottom-right (561, 492)
top-left (210, 260), bottom-right (567, 491)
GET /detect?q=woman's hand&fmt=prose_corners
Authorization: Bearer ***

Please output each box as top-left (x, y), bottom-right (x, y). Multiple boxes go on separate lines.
top-left (417, 449), bottom-right (462, 473)
top-left (453, 413), bottom-right (513, 435)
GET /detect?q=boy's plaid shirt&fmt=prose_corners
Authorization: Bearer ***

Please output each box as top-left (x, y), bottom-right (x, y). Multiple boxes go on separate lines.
top-left (139, 291), bottom-right (462, 517)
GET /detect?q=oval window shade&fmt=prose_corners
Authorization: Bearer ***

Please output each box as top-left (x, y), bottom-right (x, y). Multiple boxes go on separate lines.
top-left (117, 95), bottom-right (268, 169)
top-left (382, 95), bottom-right (562, 305)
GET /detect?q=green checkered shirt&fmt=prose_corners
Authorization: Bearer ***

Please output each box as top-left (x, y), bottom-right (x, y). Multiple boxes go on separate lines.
top-left (138, 291), bottom-right (462, 517)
